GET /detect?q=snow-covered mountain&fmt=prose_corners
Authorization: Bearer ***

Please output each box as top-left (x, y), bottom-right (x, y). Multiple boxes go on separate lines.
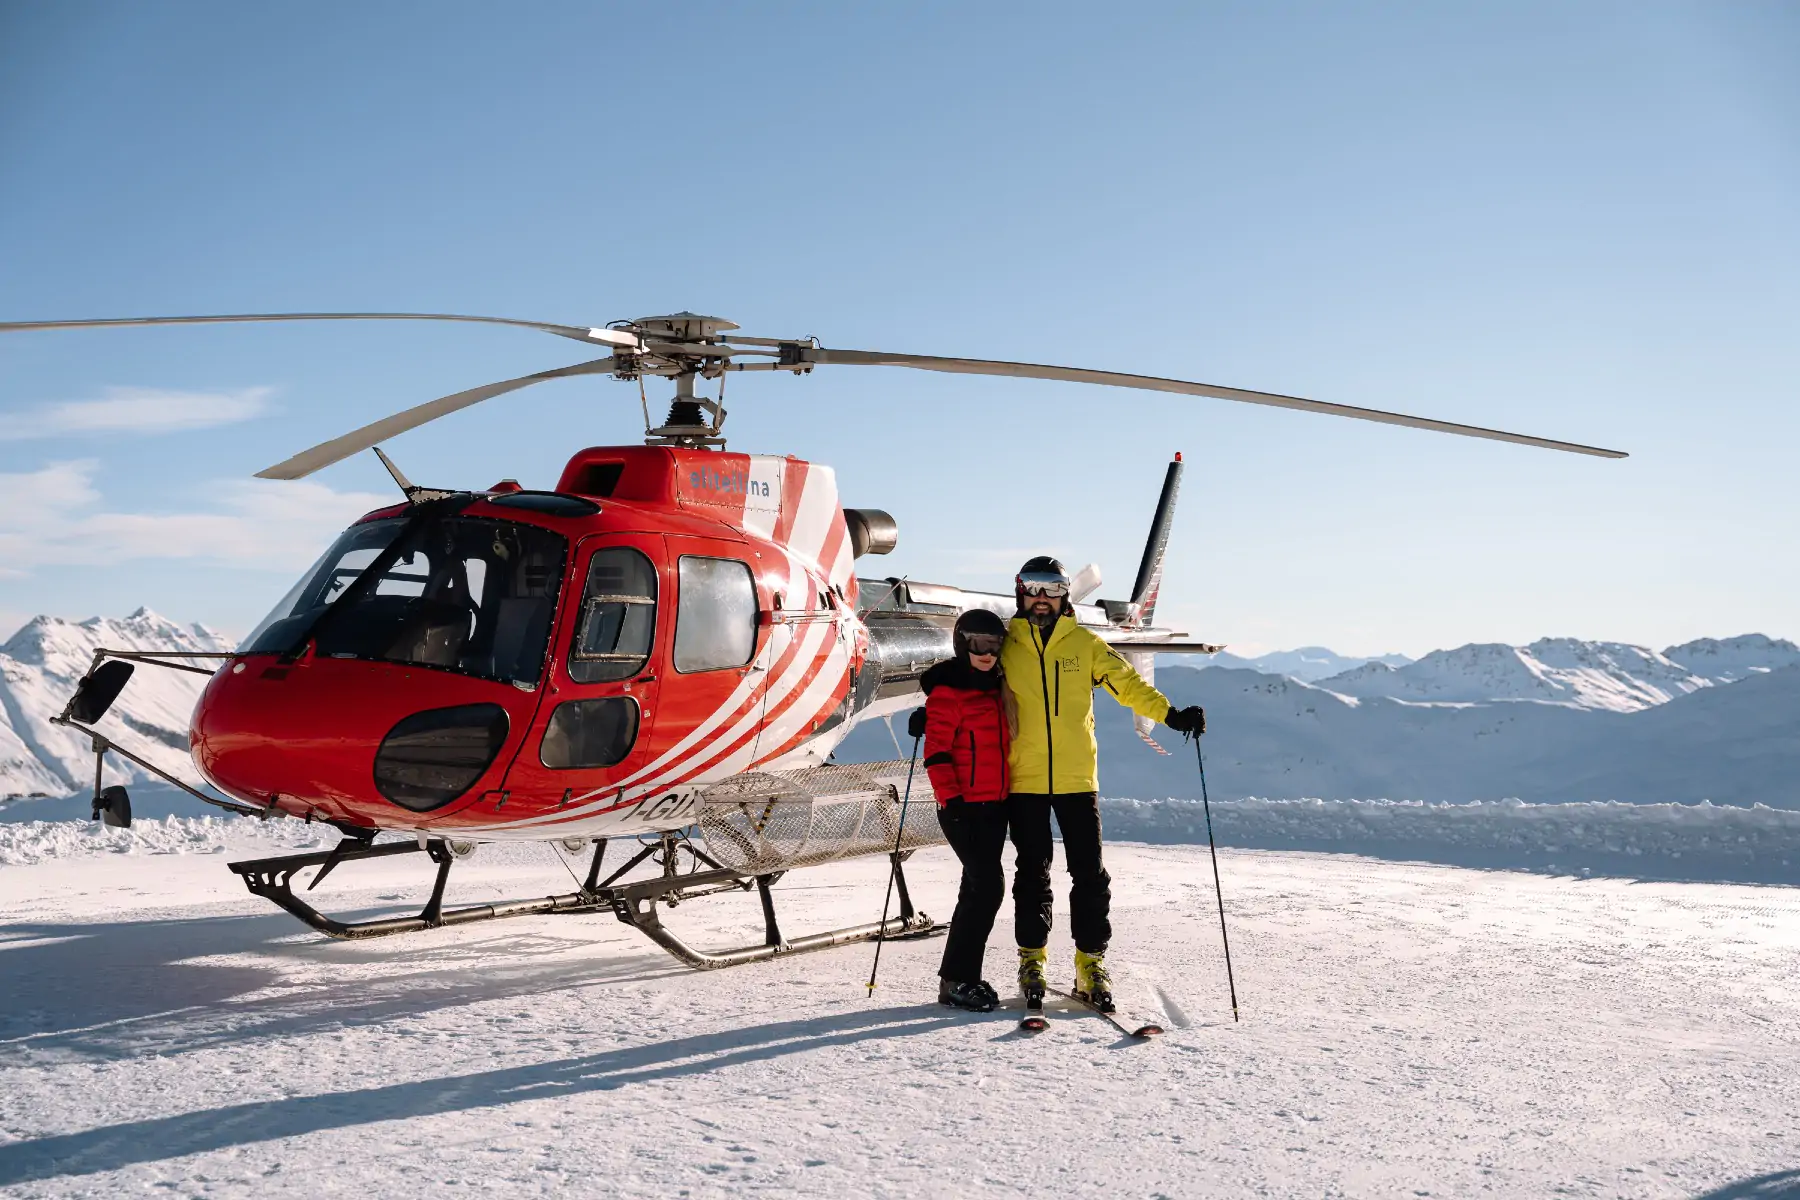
top-left (8, 609), bottom-right (1797, 813)
top-left (1315, 634), bottom-right (1800, 713)
top-left (1186, 646), bottom-right (1413, 682)
top-left (835, 648), bottom-right (1800, 808)
top-left (1106, 662), bottom-right (1800, 808)
top-left (1664, 633), bottom-right (1800, 682)
top-left (0, 610), bottom-right (230, 800)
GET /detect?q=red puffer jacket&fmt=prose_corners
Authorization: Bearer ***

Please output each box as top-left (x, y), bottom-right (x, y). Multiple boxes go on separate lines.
top-left (920, 660), bottom-right (1011, 805)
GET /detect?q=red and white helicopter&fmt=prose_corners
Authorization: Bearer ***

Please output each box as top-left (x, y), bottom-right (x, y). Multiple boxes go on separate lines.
top-left (2, 311), bottom-right (1625, 967)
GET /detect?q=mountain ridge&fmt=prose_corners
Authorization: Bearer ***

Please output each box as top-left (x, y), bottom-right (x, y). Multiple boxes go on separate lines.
top-left (1192, 646), bottom-right (1414, 682)
top-left (1312, 633), bottom-right (1800, 712)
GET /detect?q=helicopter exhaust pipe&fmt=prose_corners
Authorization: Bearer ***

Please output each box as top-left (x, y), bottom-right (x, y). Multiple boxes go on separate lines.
top-left (843, 508), bottom-right (898, 558)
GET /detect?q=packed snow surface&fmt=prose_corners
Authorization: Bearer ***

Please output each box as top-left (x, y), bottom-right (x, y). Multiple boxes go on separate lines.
top-left (1, 817), bottom-right (1796, 1197)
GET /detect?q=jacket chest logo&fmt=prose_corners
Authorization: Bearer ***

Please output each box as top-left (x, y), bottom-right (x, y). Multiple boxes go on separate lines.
top-left (1058, 655), bottom-right (1080, 673)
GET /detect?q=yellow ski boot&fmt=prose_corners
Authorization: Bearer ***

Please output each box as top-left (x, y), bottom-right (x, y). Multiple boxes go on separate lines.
top-left (1017, 946), bottom-right (1048, 1005)
top-left (1073, 949), bottom-right (1115, 1013)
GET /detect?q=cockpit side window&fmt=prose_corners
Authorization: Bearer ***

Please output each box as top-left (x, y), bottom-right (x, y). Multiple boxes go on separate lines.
top-left (568, 546), bottom-right (658, 683)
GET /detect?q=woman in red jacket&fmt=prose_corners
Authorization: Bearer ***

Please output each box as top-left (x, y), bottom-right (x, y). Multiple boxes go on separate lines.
top-left (916, 607), bottom-right (1013, 1012)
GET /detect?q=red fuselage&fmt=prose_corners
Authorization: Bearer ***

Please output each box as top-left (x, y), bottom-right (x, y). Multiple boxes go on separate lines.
top-left (191, 446), bottom-right (867, 838)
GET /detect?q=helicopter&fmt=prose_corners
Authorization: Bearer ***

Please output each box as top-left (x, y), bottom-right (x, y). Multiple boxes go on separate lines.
top-left (2, 310), bottom-right (1625, 967)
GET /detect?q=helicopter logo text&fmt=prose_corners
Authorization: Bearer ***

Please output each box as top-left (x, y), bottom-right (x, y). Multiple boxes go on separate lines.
top-left (688, 468), bottom-right (771, 498)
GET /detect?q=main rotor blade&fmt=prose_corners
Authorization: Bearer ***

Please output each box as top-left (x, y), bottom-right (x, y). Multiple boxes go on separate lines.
top-left (808, 348), bottom-right (1627, 459)
top-left (0, 312), bottom-right (640, 349)
top-left (255, 357), bottom-right (616, 480)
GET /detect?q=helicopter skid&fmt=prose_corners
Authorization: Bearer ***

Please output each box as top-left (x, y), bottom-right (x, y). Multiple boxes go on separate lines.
top-left (226, 835), bottom-right (940, 967)
top-left (228, 838), bottom-right (606, 940)
top-left (605, 864), bottom-right (938, 970)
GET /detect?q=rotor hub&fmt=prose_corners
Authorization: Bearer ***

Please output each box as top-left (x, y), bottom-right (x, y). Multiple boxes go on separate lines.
top-left (628, 312), bottom-right (740, 343)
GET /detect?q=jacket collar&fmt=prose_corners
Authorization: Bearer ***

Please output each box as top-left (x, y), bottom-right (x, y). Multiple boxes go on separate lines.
top-left (1012, 613), bottom-right (1072, 652)
top-left (921, 657), bottom-right (1003, 694)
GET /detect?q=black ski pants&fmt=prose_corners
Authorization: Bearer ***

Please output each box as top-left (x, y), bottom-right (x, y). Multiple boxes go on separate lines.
top-left (1007, 791), bottom-right (1110, 955)
top-left (934, 798), bottom-right (1010, 983)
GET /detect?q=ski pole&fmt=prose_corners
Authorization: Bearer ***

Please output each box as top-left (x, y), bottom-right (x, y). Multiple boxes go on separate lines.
top-left (1194, 734), bottom-right (1240, 1022)
top-left (866, 733), bottom-right (922, 997)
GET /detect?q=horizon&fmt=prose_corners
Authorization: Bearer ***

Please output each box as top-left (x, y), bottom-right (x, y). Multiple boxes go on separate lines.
top-left (1, 602), bottom-right (1790, 666)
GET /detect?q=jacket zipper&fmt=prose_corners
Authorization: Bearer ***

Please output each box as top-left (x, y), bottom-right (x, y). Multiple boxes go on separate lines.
top-left (968, 728), bottom-right (978, 794)
top-left (1035, 622), bottom-right (1054, 795)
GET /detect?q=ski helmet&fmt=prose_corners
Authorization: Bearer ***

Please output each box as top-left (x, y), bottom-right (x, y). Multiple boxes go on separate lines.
top-left (953, 607), bottom-right (1007, 661)
top-left (1015, 555), bottom-right (1072, 612)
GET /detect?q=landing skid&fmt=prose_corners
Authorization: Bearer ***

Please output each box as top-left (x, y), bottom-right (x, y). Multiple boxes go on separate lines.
top-left (226, 831), bottom-right (939, 969)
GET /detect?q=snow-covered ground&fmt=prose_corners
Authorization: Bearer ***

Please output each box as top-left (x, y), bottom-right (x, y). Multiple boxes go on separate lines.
top-left (2, 820), bottom-right (1796, 1197)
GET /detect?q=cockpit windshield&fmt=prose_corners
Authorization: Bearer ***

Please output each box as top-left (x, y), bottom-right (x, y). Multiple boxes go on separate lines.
top-left (239, 514), bottom-right (568, 687)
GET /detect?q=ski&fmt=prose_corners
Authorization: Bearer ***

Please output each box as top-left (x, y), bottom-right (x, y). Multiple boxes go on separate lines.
top-left (1019, 995), bottom-right (1048, 1032)
top-left (1049, 987), bottom-right (1164, 1039)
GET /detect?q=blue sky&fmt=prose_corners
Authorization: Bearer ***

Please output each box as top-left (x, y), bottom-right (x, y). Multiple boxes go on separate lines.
top-left (1, 2), bottom-right (1795, 656)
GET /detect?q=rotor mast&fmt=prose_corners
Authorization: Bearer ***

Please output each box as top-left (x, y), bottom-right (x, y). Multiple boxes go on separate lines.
top-left (623, 312), bottom-right (743, 449)
top-left (644, 371), bottom-right (726, 448)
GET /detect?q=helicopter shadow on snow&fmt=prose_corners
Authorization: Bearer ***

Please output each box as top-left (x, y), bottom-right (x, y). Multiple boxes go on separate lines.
top-left (0, 1003), bottom-right (966, 1188)
top-left (0, 905), bottom-right (690, 1066)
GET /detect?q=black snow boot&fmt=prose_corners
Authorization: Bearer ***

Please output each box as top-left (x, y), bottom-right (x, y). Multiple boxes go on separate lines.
top-left (939, 978), bottom-right (1000, 1012)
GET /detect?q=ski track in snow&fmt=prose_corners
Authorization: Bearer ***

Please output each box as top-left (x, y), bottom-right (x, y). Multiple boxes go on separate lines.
top-left (0, 824), bottom-right (1797, 1198)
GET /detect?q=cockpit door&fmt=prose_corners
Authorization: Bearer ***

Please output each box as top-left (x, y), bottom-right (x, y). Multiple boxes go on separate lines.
top-left (493, 532), bottom-right (664, 817)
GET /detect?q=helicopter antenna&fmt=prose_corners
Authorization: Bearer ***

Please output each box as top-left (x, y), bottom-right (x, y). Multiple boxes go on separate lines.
top-left (372, 447), bottom-right (457, 504)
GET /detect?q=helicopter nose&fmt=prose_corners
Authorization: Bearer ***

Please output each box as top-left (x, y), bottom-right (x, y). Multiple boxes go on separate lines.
top-left (190, 658), bottom-right (526, 824)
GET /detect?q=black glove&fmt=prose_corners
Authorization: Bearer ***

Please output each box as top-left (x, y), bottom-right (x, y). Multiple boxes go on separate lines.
top-left (906, 707), bottom-right (927, 739)
top-left (1165, 705), bottom-right (1206, 737)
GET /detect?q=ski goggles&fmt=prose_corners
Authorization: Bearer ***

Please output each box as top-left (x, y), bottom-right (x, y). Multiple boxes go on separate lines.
top-left (962, 634), bottom-right (1004, 656)
top-left (1017, 572), bottom-right (1070, 598)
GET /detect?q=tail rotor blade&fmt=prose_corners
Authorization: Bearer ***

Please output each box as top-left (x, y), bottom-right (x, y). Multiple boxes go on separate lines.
top-left (255, 357), bottom-right (615, 480)
top-left (805, 348), bottom-right (1627, 459)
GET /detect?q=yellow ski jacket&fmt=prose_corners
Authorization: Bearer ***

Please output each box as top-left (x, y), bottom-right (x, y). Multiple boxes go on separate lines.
top-left (1001, 614), bottom-right (1172, 795)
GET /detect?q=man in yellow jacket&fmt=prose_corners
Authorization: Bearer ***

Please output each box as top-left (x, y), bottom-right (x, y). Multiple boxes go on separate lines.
top-left (1002, 556), bottom-right (1206, 1013)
